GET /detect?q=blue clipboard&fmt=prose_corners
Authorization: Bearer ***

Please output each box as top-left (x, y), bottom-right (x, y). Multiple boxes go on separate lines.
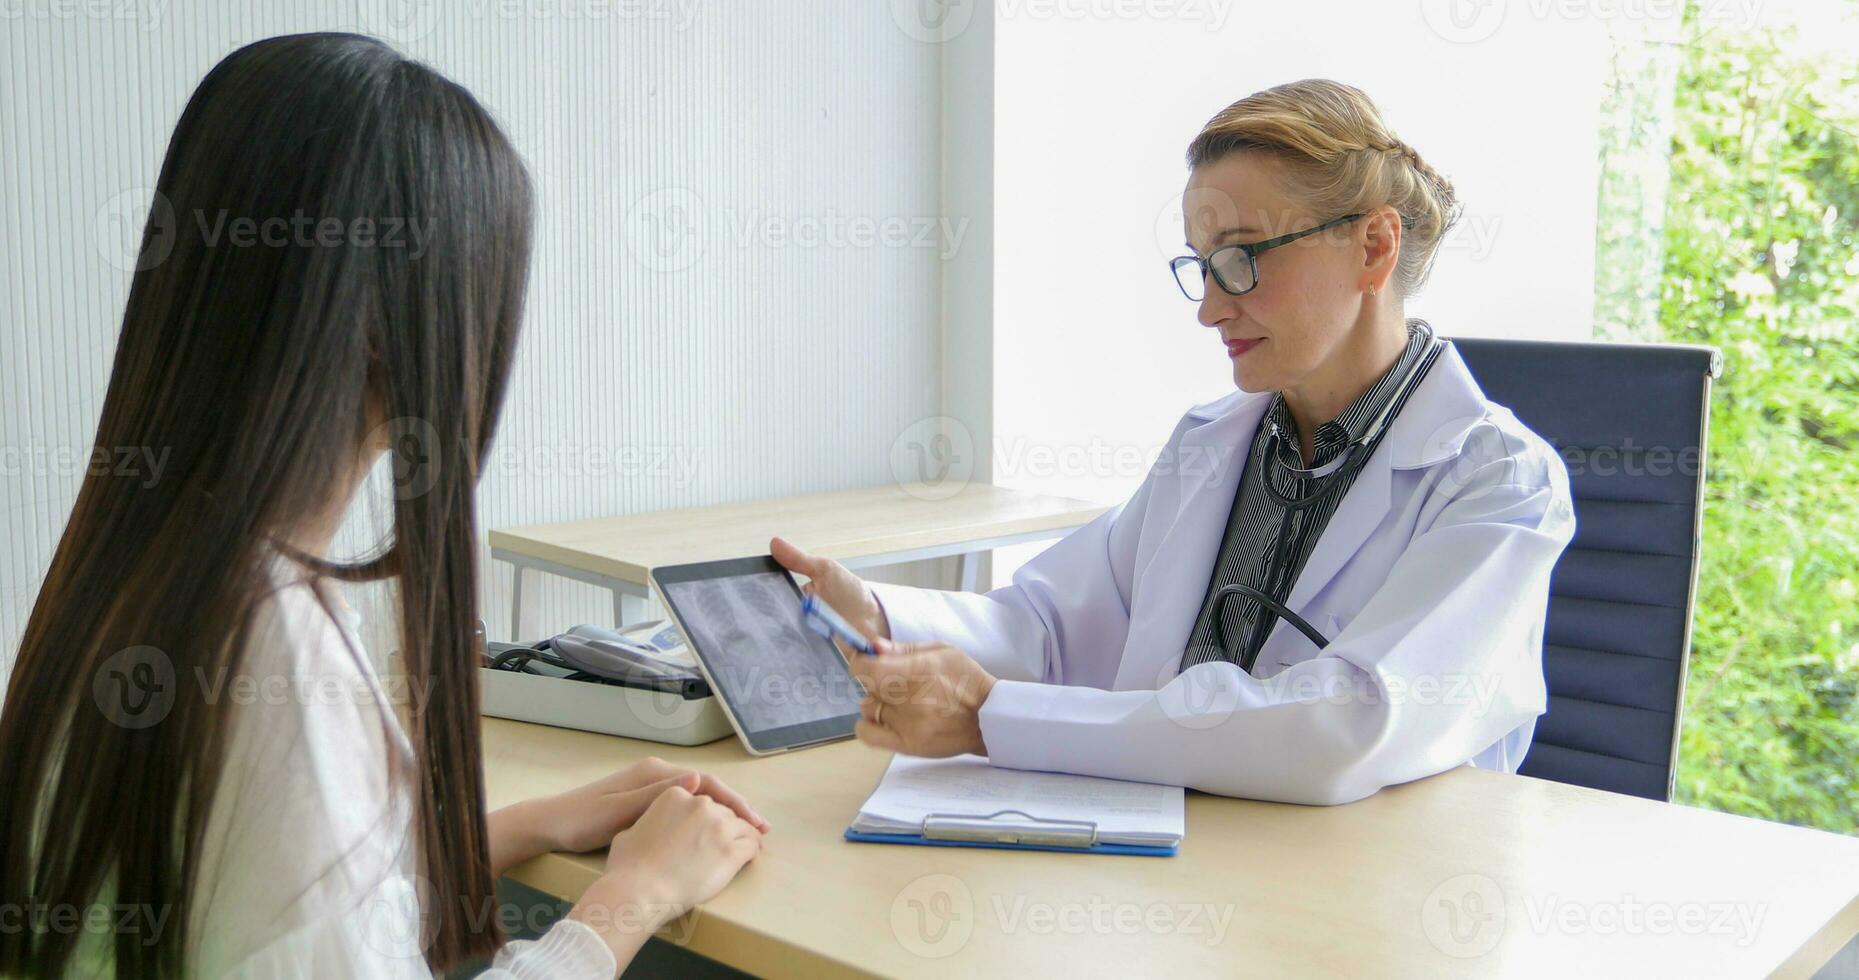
top-left (844, 829), bottom-right (1177, 857)
top-left (843, 808), bottom-right (1179, 857)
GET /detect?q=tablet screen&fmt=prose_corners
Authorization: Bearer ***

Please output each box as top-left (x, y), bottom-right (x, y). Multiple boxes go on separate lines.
top-left (655, 558), bottom-right (862, 751)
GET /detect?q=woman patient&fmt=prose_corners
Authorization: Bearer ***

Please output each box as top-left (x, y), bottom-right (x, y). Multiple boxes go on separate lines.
top-left (0, 33), bottom-right (764, 979)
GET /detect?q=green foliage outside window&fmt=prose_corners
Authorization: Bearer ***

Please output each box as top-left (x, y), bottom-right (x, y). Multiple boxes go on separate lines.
top-left (1597, 3), bottom-right (1859, 832)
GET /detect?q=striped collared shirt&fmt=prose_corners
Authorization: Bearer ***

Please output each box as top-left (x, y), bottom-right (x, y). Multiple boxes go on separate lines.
top-left (1179, 320), bottom-right (1437, 673)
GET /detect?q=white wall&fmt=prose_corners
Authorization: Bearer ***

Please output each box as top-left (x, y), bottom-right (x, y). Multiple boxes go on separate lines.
top-left (0, 1), bottom-right (951, 672)
top-left (990, 2), bottom-right (1611, 523)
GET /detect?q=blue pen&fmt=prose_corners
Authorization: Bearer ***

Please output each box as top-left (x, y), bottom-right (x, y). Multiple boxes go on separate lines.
top-left (801, 594), bottom-right (876, 656)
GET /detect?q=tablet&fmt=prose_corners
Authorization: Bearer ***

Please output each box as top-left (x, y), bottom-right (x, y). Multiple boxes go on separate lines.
top-left (650, 556), bottom-right (863, 755)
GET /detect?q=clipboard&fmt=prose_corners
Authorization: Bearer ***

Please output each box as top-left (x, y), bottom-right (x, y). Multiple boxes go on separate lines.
top-left (844, 808), bottom-right (1179, 857)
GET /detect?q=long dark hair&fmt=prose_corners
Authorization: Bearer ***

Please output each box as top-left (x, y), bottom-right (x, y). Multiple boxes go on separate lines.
top-left (0, 33), bottom-right (532, 977)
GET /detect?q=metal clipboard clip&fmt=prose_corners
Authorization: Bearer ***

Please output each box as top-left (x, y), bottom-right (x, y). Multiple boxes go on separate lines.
top-left (920, 809), bottom-right (1100, 849)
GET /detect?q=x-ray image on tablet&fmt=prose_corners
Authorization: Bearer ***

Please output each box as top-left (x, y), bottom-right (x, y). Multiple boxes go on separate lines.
top-left (652, 556), bottom-right (863, 754)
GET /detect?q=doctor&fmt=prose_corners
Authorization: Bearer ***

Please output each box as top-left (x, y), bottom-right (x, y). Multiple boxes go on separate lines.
top-left (773, 79), bottom-right (1574, 806)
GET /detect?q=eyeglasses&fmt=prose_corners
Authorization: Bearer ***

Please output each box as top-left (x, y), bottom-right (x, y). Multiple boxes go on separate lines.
top-left (1169, 212), bottom-right (1403, 301)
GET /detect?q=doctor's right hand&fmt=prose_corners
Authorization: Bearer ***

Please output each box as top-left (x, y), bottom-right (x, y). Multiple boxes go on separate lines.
top-left (770, 536), bottom-right (890, 644)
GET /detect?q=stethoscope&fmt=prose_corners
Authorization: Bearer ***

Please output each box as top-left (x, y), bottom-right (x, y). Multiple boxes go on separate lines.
top-left (1212, 325), bottom-right (1444, 664)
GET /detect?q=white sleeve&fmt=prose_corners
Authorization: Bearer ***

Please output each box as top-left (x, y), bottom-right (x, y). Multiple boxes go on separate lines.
top-left (213, 874), bottom-right (615, 979)
top-left (870, 463), bottom-right (1158, 690)
top-left (480, 920), bottom-right (617, 979)
top-left (874, 445), bottom-right (1575, 806)
top-left (191, 579), bottom-right (616, 979)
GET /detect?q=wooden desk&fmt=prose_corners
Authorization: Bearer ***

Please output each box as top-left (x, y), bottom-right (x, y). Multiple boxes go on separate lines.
top-left (488, 484), bottom-right (1106, 637)
top-left (482, 718), bottom-right (1859, 978)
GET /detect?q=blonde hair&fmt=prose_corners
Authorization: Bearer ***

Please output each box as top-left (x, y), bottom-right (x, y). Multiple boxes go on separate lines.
top-left (1186, 79), bottom-right (1461, 296)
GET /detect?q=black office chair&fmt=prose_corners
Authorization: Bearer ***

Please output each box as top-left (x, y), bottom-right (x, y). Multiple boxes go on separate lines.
top-left (1450, 336), bottom-right (1721, 801)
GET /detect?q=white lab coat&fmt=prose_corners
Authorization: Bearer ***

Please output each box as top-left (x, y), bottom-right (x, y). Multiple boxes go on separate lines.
top-left (870, 343), bottom-right (1575, 806)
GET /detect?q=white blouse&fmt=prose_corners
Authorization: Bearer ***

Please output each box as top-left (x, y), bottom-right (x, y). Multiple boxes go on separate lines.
top-left (178, 563), bottom-right (616, 978)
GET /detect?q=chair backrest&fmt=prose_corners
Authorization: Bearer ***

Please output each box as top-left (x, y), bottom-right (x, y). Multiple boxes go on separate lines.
top-left (1449, 336), bottom-right (1721, 801)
